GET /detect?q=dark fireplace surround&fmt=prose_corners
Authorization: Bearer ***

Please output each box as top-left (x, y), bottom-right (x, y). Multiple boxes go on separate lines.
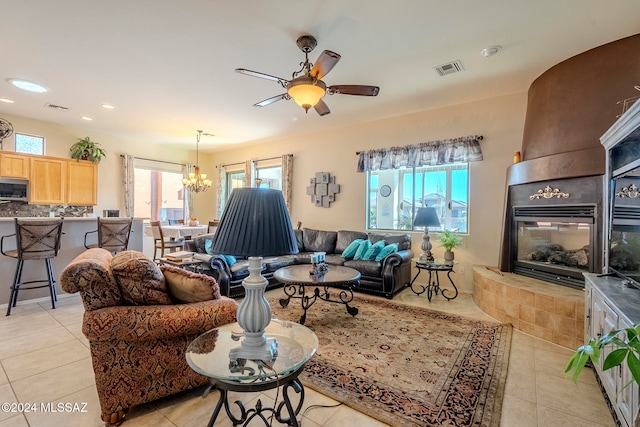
top-left (502, 174), bottom-right (603, 289)
top-left (498, 34), bottom-right (640, 289)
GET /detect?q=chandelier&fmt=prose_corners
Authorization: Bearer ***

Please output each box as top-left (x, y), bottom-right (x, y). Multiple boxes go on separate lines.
top-left (182, 130), bottom-right (212, 193)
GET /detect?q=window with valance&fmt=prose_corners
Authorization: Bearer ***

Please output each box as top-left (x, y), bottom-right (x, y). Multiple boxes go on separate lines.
top-left (359, 135), bottom-right (483, 233)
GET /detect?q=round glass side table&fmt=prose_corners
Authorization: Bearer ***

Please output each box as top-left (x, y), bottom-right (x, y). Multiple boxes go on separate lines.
top-left (409, 257), bottom-right (459, 301)
top-left (186, 319), bottom-right (318, 427)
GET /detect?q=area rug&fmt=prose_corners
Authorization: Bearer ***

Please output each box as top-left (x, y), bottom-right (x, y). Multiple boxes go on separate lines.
top-left (270, 295), bottom-right (512, 427)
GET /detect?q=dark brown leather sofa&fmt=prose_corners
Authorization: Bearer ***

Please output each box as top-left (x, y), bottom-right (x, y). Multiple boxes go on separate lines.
top-left (187, 228), bottom-right (413, 299)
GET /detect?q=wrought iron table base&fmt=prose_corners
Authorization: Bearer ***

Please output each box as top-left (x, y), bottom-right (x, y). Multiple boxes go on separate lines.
top-left (409, 267), bottom-right (458, 301)
top-left (204, 366), bottom-right (305, 427)
top-left (279, 284), bottom-right (359, 325)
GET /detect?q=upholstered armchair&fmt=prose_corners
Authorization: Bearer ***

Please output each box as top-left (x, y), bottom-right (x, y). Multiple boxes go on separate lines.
top-left (60, 248), bottom-right (237, 426)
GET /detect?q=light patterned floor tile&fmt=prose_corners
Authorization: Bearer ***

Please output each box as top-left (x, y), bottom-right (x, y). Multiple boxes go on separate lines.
top-left (0, 415), bottom-right (28, 427)
top-left (537, 404), bottom-right (615, 427)
top-left (0, 325), bottom-right (77, 360)
top-left (3, 340), bottom-right (90, 382)
top-left (11, 357), bottom-right (95, 404)
top-left (0, 384), bottom-right (17, 423)
top-left (500, 396), bottom-right (538, 427)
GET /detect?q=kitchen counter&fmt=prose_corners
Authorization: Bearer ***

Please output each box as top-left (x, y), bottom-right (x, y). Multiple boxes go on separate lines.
top-left (0, 218), bottom-right (144, 308)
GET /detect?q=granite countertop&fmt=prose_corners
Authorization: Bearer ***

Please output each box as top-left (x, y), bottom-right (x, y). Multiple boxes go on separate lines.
top-left (584, 272), bottom-right (640, 324)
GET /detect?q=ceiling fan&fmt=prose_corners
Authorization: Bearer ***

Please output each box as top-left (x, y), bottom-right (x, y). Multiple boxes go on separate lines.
top-left (236, 34), bottom-right (379, 116)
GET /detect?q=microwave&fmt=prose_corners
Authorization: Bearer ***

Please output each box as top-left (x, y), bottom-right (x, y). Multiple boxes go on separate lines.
top-left (0, 178), bottom-right (29, 202)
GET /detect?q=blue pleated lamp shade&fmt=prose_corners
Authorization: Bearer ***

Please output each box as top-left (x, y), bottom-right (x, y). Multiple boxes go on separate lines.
top-left (210, 188), bottom-right (299, 257)
top-left (413, 207), bottom-right (441, 228)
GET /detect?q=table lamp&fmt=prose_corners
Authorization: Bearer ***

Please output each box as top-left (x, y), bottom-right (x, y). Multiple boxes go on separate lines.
top-left (210, 188), bottom-right (298, 362)
top-left (413, 207), bottom-right (441, 262)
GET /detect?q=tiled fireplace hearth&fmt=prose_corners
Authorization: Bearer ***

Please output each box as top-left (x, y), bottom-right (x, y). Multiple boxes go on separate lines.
top-left (473, 266), bottom-right (584, 349)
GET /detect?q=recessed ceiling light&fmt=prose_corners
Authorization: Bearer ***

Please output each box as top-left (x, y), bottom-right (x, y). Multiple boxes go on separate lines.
top-left (481, 45), bottom-right (502, 57)
top-left (8, 78), bottom-right (48, 93)
top-left (0, 98), bottom-right (14, 103)
top-left (101, 104), bottom-right (115, 109)
top-left (81, 116), bottom-right (93, 121)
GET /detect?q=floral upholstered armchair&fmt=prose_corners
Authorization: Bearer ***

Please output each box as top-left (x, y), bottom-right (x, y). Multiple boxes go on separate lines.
top-left (60, 248), bottom-right (237, 426)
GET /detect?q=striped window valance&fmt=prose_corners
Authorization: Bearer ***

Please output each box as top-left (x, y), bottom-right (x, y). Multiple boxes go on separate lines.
top-left (356, 134), bottom-right (483, 172)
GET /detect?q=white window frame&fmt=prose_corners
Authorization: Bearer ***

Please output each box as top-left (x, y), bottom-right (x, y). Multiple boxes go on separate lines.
top-left (14, 132), bottom-right (45, 155)
top-left (366, 162), bottom-right (470, 233)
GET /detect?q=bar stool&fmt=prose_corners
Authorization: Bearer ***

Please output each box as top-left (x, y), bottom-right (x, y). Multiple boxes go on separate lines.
top-left (0, 218), bottom-right (64, 316)
top-left (83, 217), bottom-right (133, 254)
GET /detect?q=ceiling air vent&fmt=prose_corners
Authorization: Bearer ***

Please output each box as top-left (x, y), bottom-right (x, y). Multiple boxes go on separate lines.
top-left (433, 60), bottom-right (464, 77)
top-left (44, 103), bottom-right (69, 111)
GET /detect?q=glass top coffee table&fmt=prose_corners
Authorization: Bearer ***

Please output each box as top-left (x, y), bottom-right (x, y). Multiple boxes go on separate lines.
top-left (274, 264), bottom-right (361, 325)
top-left (186, 319), bottom-right (318, 427)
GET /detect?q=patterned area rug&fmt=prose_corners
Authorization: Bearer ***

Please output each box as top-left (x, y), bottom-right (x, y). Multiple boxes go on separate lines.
top-left (270, 295), bottom-right (511, 427)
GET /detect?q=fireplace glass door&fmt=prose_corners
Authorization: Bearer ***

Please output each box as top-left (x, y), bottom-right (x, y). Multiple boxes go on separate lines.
top-left (514, 218), bottom-right (594, 288)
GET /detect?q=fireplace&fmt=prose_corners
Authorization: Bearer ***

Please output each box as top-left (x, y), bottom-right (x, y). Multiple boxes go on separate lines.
top-left (512, 205), bottom-right (597, 289)
top-left (501, 175), bottom-right (603, 290)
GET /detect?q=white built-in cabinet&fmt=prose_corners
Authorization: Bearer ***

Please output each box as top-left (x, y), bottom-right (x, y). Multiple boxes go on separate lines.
top-left (585, 275), bottom-right (639, 427)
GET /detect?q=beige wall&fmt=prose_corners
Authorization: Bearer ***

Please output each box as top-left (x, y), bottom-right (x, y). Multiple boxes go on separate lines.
top-left (203, 92), bottom-right (526, 292)
top-left (0, 92), bottom-right (525, 295)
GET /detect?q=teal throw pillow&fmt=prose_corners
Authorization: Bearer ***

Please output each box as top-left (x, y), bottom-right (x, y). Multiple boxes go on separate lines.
top-left (364, 240), bottom-right (386, 261)
top-left (341, 239), bottom-right (364, 259)
top-left (205, 239), bottom-right (214, 255)
top-left (375, 243), bottom-right (399, 262)
top-left (223, 255), bottom-right (237, 266)
top-left (353, 240), bottom-right (372, 261)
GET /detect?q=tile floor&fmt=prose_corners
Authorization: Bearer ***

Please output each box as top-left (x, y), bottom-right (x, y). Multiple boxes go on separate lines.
top-left (0, 288), bottom-right (616, 427)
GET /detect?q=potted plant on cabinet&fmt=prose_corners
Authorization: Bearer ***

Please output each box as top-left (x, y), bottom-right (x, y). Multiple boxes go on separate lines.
top-left (565, 323), bottom-right (640, 426)
top-left (439, 229), bottom-right (462, 261)
top-left (70, 136), bottom-right (106, 163)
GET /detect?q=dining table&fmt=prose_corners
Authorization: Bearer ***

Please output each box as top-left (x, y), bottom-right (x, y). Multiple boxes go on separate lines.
top-left (145, 224), bottom-right (209, 240)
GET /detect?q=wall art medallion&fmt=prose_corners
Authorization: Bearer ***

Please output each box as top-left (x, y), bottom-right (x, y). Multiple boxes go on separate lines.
top-left (306, 172), bottom-right (340, 208)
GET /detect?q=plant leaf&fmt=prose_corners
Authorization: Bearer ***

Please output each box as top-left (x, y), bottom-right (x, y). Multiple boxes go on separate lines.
top-left (627, 352), bottom-right (640, 385)
top-left (604, 348), bottom-right (628, 371)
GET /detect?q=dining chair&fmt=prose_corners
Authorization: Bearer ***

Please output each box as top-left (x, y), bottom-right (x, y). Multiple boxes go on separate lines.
top-left (150, 221), bottom-right (184, 261)
top-left (0, 218), bottom-right (64, 315)
top-left (208, 219), bottom-right (220, 234)
top-left (84, 217), bottom-right (133, 254)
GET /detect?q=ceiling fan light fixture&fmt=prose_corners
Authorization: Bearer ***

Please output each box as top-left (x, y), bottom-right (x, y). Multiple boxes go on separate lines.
top-left (288, 77), bottom-right (326, 112)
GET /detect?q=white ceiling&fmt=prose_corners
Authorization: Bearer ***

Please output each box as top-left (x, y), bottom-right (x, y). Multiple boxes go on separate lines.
top-left (0, 1), bottom-right (639, 152)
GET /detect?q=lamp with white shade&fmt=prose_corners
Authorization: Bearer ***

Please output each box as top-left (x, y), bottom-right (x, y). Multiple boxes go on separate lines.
top-left (210, 188), bottom-right (298, 362)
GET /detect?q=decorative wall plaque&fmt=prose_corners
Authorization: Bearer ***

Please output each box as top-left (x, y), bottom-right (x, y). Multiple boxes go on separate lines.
top-left (306, 172), bottom-right (340, 208)
top-left (529, 185), bottom-right (570, 200)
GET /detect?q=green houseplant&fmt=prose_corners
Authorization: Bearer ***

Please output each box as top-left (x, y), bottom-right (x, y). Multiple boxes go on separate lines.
top-left (565, 324), bottom-right (640, 426)
top-left (439, 229), bottom-right (462, 261)
top-left (70, 136), bottom-right (106, 163)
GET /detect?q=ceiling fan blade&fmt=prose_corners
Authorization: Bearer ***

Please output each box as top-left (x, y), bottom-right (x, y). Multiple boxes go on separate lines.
top-left (328, 85), bottom-right (380, 96)
top-left (310, 50), bottom-right (341, 79)
top-left (314, 99), bottom-right (331, 116)
top-left (236, 68), bottom-right (289, 85)
top-left (254, 93), bottom-right (289, 107)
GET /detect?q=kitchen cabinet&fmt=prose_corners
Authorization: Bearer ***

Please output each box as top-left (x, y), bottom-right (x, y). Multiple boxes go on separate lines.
top-left (0, 153), bottom-right (29, 179)
top-left (66, 160), bottom-right (97, 205)
top-left (29, 157), bottom-right (65, 204)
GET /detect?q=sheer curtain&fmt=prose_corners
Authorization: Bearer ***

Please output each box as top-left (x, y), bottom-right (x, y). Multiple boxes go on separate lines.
top-left (244, 160), bottom-right (255, 187)
top-left (216, 164), bottom-right (226, 219)
top-left (281, 154), bottom-right (294, 214)
top-left (357, 135), bottom-right (483, 172)
top-left (182, 163), bottom-right (194, 220)
top-left (122, 154), bottom-right (135, 217)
